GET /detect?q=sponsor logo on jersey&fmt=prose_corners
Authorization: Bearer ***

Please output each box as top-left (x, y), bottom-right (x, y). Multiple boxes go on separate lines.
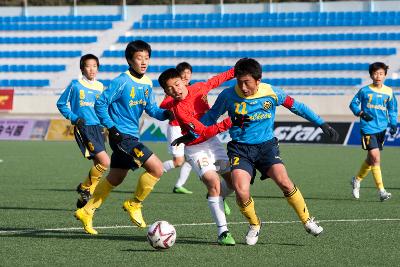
top-left (249, 112), bottom-right (271, 120)
top-left (79, 100), bottom-right (94, 107)
top-left (263, 100), bottom-right (272, 110)
top-left (129, 99), bottom-right (147, 107)
top-left (366, 103), bottom-right (387, 111)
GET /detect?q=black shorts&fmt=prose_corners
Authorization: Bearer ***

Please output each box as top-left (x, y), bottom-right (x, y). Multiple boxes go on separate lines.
top-left (227, 137), bottom-right (283, 184)
top-left (74, 125), bottom-right (106, 160)
top-left (109, 133), bottom-right (153, 171)
top-left (361, 130), bottom-right (385, 151)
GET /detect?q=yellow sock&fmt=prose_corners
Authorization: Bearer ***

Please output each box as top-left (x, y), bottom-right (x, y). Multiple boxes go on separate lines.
top-left (133, 172), bottom-right (159, 203)
top-left (83, 178), bottom-right (114, 215)
top-left (356, 161), bottom-right (371, 181)
top-left (371, 165), bottom-right (384, 190)
top-left (81, 164), bottom-right (108, 195)
top-left (237, 197), bottom-right (260, 225)
top-left (285, 185), bottom-right (310, 224)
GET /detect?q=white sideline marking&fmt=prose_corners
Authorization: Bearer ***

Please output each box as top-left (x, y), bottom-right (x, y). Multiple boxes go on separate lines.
top-left (1, 218), bottom-right (400, 235)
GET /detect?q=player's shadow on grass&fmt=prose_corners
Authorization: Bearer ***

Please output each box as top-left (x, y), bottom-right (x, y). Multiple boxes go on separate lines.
top-left (34, 188), bottom-right (175, 195)
top-left (0, 206), bottom-right (71, 211)
top-left (364, 186), bottom-right (400, 191)
top-left (33, 188), bottom-right (75, 192)
top-left (1, 230), bottom-right (149, 242)
top-left (251, 195), bottom-right (357, 202)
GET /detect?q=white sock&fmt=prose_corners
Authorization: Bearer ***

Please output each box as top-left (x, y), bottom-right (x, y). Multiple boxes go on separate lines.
top-left (163, 160), bottom-right (175, 173)
top-left (207, 196), bottom-right (228, 236)
top-left (220, 179), bottom-right (234, 198)
top-left (175, 161), bottom-right (192, 187)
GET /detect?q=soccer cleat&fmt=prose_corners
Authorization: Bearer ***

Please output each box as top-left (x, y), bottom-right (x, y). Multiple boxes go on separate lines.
top-left (223, 199), bottom-right (231, 216)
top-left (74, 208), bottom-right (98, 235)
top-left (351, 176), bottom-right (360, 199)
top-left (122, 200), bottom-right (147, 228)
top-left (379, 190), bottom-right (392, 201)
top-left (304, 217), bottom-right (323, 236)
top-left (173, 186), bottom-right (193, 194)
top-left (245, 219), bottom-right (261, 245)
top-left (76, 183), bottom-right (91, 208)
top-left (217, 231), bottom-right (236, 246)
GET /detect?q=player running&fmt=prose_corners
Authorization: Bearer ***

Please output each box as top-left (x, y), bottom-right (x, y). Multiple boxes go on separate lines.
top-left (176, 58), bottom-right (339, 245)
top-left (57, 54), bottom-right (110, 208)
top-left (161, 62), bottom-right (194, 194)
top-left (74, 40), bottom-right (172, 235)
top-left (158, 67), bottom-right (247, 246)
top-left (349, 62), bottom-right (398, 201)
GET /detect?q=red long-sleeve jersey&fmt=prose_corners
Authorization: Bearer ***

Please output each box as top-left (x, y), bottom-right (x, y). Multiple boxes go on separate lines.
top-left (167, 68), bottom-right (235, 146)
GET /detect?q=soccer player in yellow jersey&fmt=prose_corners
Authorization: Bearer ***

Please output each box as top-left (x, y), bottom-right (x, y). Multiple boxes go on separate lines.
top-left (57, 54), bottom-right (110, 208)
top-left (349, 62), bottom-right (398, 201)
top-left (74, 41), bottom-right (172, 235)
top-left (177, 58), bottom-right (339, 245)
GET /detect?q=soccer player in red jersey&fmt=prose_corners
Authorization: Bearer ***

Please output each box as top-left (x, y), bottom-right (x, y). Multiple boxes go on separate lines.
top-left (160, 62), bottom-right (194, 194)
top-left (158, 67), bottom-right (239, 245)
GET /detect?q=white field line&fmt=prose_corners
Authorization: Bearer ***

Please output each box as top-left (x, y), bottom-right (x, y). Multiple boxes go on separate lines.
top-left (1, 218), bottom-right (400, 235)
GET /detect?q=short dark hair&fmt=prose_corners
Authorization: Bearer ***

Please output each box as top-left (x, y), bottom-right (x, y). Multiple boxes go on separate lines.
top-left (80, 54), bottom-right (99, 72)
top-left (369, 62), bottom-right (389, 76)
top-left (234, 58), bottom-right (262, 80)
top-left (176, 62), bottom-right (192, 74)
top-left (125, 40), bottom-right (152, 64)
top-left (158, 68), bottom-right (181, 89)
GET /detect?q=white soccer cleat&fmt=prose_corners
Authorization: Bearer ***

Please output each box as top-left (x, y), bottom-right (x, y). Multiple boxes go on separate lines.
top-left (245, 222), bottom-right (261, 245)
top-left (379, 190), bottom-right (391, 201)
top-left (304, 217), bottom-right (323, 236)
top-left (351, 176), bottom-right (360, 199)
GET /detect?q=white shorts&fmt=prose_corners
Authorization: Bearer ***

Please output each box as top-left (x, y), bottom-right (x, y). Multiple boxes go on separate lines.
top-left (167, 125), bottom-right (185, 156)
top-left (184, 136), bottom-right (229, 177)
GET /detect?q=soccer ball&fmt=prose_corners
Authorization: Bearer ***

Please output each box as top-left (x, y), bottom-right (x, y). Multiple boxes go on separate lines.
top-left (146, 220), bottom-right (176, 249)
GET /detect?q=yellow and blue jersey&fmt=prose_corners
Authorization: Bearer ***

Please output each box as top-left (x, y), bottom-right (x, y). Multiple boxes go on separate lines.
top-left (350, 84), bottom-right (398, 134)
top-left (57, 79), bottom-right (104, 125)
top-left (95, 71), bottom-right (167, 138)
top-left (202, 83), bottom-right (324, 144)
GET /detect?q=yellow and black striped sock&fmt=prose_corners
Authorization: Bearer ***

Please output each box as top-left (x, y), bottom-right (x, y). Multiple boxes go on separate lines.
top-left (356, 160), bottom-right (371, 181)
top-left (80, 164), bottom-right (107, 195)
top-left (371, 165), bottom-right (384, 190)
top-left (285, 185), bottom-right (310, 224)
top-left (237, 197), bottom-right (260, 225)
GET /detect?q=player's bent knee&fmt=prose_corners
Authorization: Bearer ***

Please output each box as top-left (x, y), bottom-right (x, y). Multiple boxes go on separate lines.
top-left (143, 155), bottom-right (164, 178)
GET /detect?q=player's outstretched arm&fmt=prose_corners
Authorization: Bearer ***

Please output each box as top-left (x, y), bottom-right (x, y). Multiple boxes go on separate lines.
top-left (279, 90), bottom-right (339, 141)
top-left (174, 106), bottom-right (232, 145)
top-left (195, 67), bottom-right (235, 94)
top-left (200, 90), bottom-right (228, 126)
top-left (320, 123), bottom-right (340, 141)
